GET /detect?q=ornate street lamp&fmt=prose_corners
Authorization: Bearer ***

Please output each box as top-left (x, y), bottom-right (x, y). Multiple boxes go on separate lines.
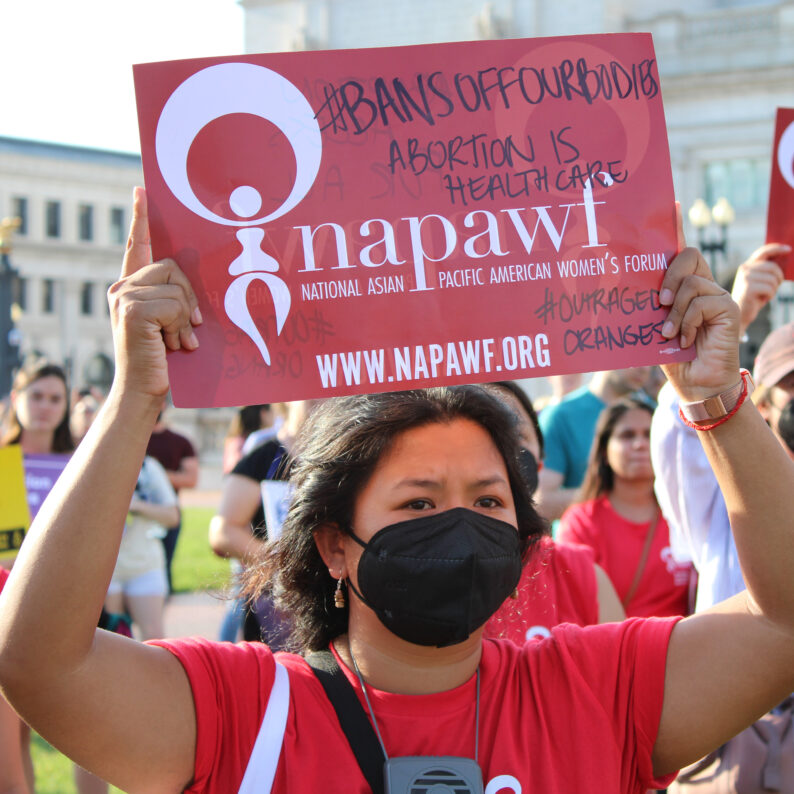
top-left (688, 197), bottom-right (735, 275)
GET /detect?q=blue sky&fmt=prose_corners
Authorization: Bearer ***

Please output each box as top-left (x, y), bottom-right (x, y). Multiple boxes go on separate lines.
top-left (2, 0), bottom-right (244, 153)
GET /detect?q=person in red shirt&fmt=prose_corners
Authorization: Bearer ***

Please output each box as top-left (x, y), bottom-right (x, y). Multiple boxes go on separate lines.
top-left (3, 190), bottom-right (794, 794)
top-left (483, 381), bottom-right (625, 643)
top-left (559, 396), bottom-right (693, 617)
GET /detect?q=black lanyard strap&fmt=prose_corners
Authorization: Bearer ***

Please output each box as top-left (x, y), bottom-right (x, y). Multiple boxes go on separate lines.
top-left (305, 650), bottom-right (386, 794)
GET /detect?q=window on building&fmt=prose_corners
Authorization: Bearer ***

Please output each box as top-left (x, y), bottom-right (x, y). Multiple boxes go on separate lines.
top-left (45, 201), bottom-right (61, 238)
top-left (80, 282), bottom-right (94, 316)
top-left (78, 204), bottom-right (94, 242)
top-left (42, 279), bottom-right (56, 313)
top-left (11, 197), bottom-right (28, 236)
top-left (704, 158), bottom-right (770, 212)
top-left (13, 277), bottom-right (27, 312)
top-left (110, 207), bottom-right (125, 244)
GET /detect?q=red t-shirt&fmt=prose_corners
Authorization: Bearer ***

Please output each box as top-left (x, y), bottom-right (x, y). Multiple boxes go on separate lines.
top-left (559, 496), bottom-right (691, 618)
top-left (485, 537), bottom-right (599, 643)
top-left (0, 568), bottom-right (8, 594)
top-left (152, 618), bottom-right (679, 793)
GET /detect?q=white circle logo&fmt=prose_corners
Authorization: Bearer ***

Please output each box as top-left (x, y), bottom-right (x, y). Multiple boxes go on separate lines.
top-left (777, 120), bottom-right (794, 190)
top-left (525, 625), bottom-right (551, 641)
top-left (155, 62), bottom-right (322, 226)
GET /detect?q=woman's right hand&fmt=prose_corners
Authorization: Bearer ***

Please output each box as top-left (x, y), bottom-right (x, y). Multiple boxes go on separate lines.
top-left (107, 187), bottom-right (202, 400)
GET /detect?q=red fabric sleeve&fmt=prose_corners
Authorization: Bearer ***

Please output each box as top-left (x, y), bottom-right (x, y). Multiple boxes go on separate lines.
top-left (0, 568), bottom-right (8, 594)
top-left (539, 616), bottom-right (681, 791)
top-left (149, 638), bottom-right (275, 793)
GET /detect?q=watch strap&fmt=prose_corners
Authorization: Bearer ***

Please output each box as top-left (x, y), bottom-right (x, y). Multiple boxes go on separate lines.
top-left (680, 369), bottom-right (754, 423)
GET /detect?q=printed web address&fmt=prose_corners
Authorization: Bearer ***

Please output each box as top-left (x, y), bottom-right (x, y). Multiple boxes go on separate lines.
top-left (315, 335), bottom-right (550, 388)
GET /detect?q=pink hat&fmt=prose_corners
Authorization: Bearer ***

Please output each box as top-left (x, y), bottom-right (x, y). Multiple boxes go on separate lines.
top-left (754, 321), bottom-right (794, 386)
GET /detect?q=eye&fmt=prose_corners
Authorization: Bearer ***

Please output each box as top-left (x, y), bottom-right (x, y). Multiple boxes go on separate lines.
top-left (403, 498), bottom-right (434, 511)
top-left (475, 496), bottom-right (503, 509)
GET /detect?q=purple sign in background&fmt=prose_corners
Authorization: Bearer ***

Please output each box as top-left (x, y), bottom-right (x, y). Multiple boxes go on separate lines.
top-left (23, 454), bottom-right (70, 519)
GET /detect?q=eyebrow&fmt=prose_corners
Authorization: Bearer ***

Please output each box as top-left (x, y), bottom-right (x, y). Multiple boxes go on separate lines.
top-left (392, 475), bottom-right (508, 490)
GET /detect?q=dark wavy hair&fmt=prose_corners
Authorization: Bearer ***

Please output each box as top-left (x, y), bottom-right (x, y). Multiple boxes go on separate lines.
top-left (578, 396), bottom-right (653, 503)
top-left (245, 386), bottom-right (547, 653)
top-left (1, 361), bottom-right (74, 453)
top-left (486, 381), bottom-right (544, 459)
top-left (227, 404), bottom-right (271, 440)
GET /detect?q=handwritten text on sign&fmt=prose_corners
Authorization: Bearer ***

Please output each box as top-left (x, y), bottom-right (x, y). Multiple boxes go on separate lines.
top-left (134, 33), bottom-right (684, 407)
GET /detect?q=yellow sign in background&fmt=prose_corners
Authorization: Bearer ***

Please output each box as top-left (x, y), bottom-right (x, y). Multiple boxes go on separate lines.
top-left (0, 446), bottom-right (31, 559)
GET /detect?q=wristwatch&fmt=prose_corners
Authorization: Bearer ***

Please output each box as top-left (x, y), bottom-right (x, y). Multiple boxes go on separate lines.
top-left (679, 369), bottom-right (754, 423)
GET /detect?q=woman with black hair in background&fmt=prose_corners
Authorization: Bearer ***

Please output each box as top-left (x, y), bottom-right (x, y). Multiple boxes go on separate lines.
top-left (559, 397), bottom-right (692, 617)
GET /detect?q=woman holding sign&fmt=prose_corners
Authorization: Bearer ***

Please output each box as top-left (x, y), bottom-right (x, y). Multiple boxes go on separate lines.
top-left (1, 188), bottom-right (794, 794)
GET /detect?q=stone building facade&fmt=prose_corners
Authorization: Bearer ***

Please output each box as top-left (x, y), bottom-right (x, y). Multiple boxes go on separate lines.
top-left (0, 136), bottom-right (141, 391)
top-left (240, 0), bottom-right (794, 349)
top-left (0, 138), bottom-right (226, 463)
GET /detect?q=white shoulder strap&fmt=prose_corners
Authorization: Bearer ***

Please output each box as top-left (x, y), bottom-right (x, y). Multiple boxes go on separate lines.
top-left (237, 660), bottom-right (290, 794)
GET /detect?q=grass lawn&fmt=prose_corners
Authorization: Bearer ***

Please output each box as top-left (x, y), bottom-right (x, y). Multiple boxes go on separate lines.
top-left (29, 505), bottom-right (229, 792)
top-left (31, 734), bottom-right (124, 794)
top-left (171, 505), bottom-right (231, 594)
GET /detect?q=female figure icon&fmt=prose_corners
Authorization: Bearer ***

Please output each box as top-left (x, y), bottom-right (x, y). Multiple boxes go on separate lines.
top-left (153, 62), bottom-right (322, 365)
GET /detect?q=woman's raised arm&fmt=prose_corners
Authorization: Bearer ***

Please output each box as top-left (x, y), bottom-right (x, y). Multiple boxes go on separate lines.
top-left (0, 188), bottom-right (201, 793)
top-left (652, 245), bottom-right (794, 775)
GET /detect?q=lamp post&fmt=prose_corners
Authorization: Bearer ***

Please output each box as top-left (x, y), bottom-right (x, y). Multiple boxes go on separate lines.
top-left (687, 197), bottom-right (735, 278)
top-left (0, 217), bottom-right (22, 397)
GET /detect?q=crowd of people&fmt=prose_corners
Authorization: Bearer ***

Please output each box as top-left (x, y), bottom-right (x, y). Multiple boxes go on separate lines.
top-left (0, 187), bottom-right (793, 794)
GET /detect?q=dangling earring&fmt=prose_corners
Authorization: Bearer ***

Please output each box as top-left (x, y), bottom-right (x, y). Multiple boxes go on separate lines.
top-left (334, 577), bottom-right (346, 609)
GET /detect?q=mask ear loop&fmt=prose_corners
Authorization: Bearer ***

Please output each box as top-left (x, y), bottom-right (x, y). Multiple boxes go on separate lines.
top-left (343, 528), bottom-right (373, 610)
top-left (345, 576), bottom-right (369, 606)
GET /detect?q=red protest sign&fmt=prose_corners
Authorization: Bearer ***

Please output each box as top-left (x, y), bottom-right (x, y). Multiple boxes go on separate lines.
top-left (134, 32), bottom-right (686, 408)
top-left (767, 108), bottom-right (794, 279)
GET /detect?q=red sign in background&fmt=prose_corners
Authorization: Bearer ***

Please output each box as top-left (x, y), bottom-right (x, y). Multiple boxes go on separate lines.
top-left (767, 108), bottom-right (794, 280)
top-left (134, 33), bottom-right (685, 407)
